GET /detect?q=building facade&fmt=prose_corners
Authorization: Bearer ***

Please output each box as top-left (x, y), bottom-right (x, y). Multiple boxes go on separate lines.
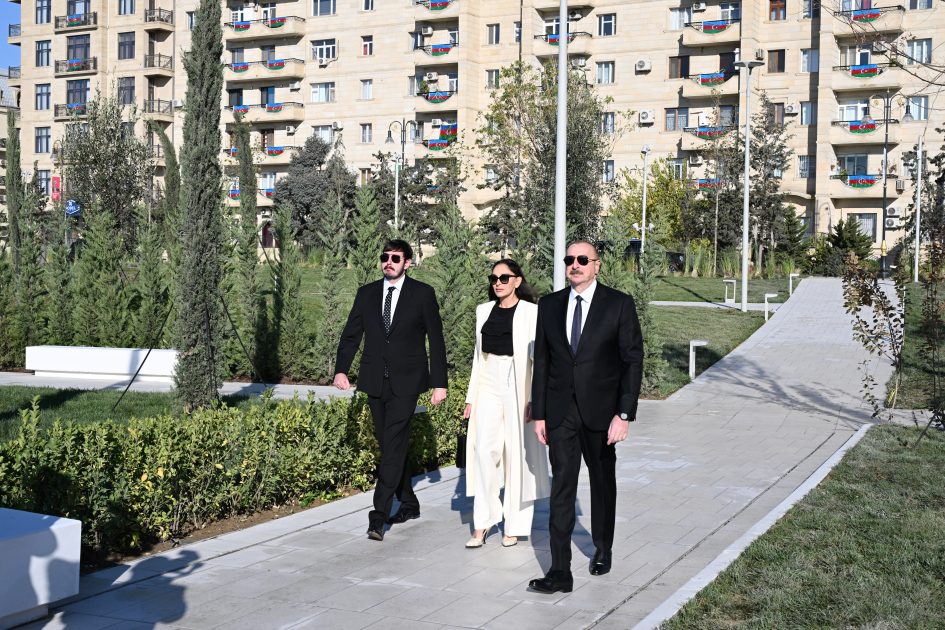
top-left (6, 0), bottom-right (943, 251)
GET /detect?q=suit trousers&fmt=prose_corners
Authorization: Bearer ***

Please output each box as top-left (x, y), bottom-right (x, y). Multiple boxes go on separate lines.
top-left (367, 377), bottom-right (421, 523)
top-left (547, 397), bottom-right (617, 573)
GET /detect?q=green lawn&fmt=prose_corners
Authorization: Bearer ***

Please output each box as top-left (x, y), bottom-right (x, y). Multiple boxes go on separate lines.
top-left (891, 283), bottom-right (940, 410)
top-left (662, 425), bottom-right (945, 630)
top-left (652, 275), bottom-right (806, 304)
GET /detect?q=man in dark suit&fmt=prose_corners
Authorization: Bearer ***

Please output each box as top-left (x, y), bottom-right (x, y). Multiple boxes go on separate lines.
top-left (528, 240), bottom-right (644, 593)
top-left (334, 239), bottom-right (448, 541)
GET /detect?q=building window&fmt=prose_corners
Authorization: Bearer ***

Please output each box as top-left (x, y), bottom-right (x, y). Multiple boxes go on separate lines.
top-left (602, 160), bottom-right (615, 183)
top-left (408, 75), bottom-right (423, 95)
top-left (35, 84), bottom-right (50, 110)
top-left (36, 40), bottom-right (51, 67)
top-left (487, 24), bottom-right (500, 45)
top-left (514, 22), bottom-right (521, 43)
top-left (850, 213), bottom-right (877, 241)
top-left (449, 28), bottom-right (459, 45)
top-left (907, 39), bottom-right (932, 65)
top-left (35, 127), bottom-right (51, 153)
top-left (669, 56), bottom-right (690, 79)
top-left (260, 171), bottom-right (276, 190)
top-left (231, 48), bottom-right (245, 63)
top-left (361, 79), bottom-right (373, 99)
top-left (363, 0), bottom-right (374, 10)
top-left (486, 69), bottom-right (499, 89)
top-left (448, 72), bottom-right (459, 92)
top-left (186, 12), bottom-right (195, 29)
top-left (67, 0), bottom-right (90, 14)
top-left (118, 33), bottom-right (135, 60)
top-left (768, 50), bottom-right (786, 73)
top-left (410, 32), bottom-right (424, 50)
top-left (803, 0), bottom-right (821, 18)
top-left (838, 99), bottom-right (869, 121)
top-left (719, 52), bottom-right (736, 73)
top-left (313, 0), bottom-right (336, 16)
top-left (799, 155), bottom-right (815, 178)
top-left (361, 123), bottom-right (372, 143)
top-left (597, 62), bottom-right (615, 84)
top-left (228, 89), bottom-right (243, 107)
top-left (261, 45), bottom-right (276, 62)
top-left (600, 112), bottom-right (615, 134)
top-left (909, 0), bottom-right (932, 8)
top-left (800, 101), bottom-right (816, 125)
top-left (360, 169), bottom-right (372, 186)
top-left (902, 150), bottom-right (927, 178)
top-left (119, 77), bottom-right (135, 104)
top-left (37, 170), bottom-right (51, 195)
top-left (36, 0), bottom-right (51, 24)
top-left (67, 35), bottom-right (91, 60)
top-left (908, 95), bottom-right (929, 120)
top-left (769, 0), bottom-right (786, 20)
top-left (770, 103), bottom-right (785, 125)
top-left (362, 36), bottom-right (374, 56)
top-left (720, 105), bottom-right (737, 126)
top-left (259, 86), bottom-right (275, 106)
top-left (260, 2), bottom-right (276, 20)
top-left (312, 82), bottom-right (335, 102)
top-left (839, 154), bottom-right (868, 175)
top-left (839, 44), bottom-right (870, 66)
top-left (314, 125), bottom-right (334, 144)
top-left (720, 2), bottom-right (741, 20)
top-left (119, 0), bottom-right (135, 15)
top-left (665, 107), bottom-right (689, 131)
top-left (801, 49), bottom-right (819, 73)
top-left (261, 129), bottom-right (275, 148)
top-left (312, 39), bottom-right (336, 60)
top-left (598, 14), bottom-right (616, 36)
top-left (485, 165), bottom-right (497, 184)
top-left (670, 159), bottom-right (685, 179)
top-left (670, 7), bottom-right (691, 30)
top-left (67, 79), bottom-right (90, 104)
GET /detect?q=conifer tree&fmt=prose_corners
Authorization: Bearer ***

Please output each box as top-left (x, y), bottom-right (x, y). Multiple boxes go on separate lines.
top-left (310, 197), bottom-right (347, 381)
top-left (173, 0), bottom-right (226, 407)
top-left (273, 204), bottom-right (309, 380)
top-left (12, 172), bottom-right (48, 360)
top-left (628, 244), bottom-right (669, 394)
top-left (0, 250), bottom-right (15, 366)
top-left (749, 92), bottom-right (794, 269)
top-left (44, 209), bottom-right (74, 346)
top-left (134, 206), bottom-right (169, 348)
top-left (5, 110), bottom-right (22, 271)
top-left (348, 183), bottom-right (383, 287)
top-left (147, 119), bottom-right (182, 347)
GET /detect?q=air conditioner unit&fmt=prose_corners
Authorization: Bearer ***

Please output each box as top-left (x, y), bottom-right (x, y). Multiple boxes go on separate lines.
top-left (896, 179), bottom-right (907, 192)
top-left (289, 81), bottom-right (301, 91)
top-left (872, 41), bottom-right (889, 53)
top-left (635, 59), bottom-right (652, 72)
top-left (886, 206), bottom-right (902, 217)
top-left (885, 217), bottom-right (901, 229)
top-left (692, 2), bottom-right (707, 10)
top-left (568, 10), bottom-right (582, 19)
top-left (0, 195), bottom-right (5, 203)
top-left (286, 125), bottom-right (296, 134)
top-left (480, 137), bottom-right (491, 146)
top-left (421, 26), bottom-right (434, 36)
top-left (318, 57), bottom-right (329, 66)
top-left (697, 112), bottom-right (709, 126)
top-left (689, 155), bottom-right (704, 166)
top-left (173, 99), bottom-right (184, 108)
top-left (332, 121), bottom-right (344, 130)
top-left (0, 159), bottom-right (6, 168)
top-left (784, 103), bottom-right (799, 114)
top-left (425, 72), bottom-right (439, 82)
top-left (430, 118), bottom-right (442, 126)
top-left (755, 49), bottom-right (765, 61)
top-left (570, 57), bottom-right (586, 68)
top-left (639, 109), bottom-right (655, 124)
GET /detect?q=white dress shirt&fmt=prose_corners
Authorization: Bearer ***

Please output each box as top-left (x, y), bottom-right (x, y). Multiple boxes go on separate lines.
top-left (566, 280), bottom-right (597, 344)
top-left (382, 274), bottom-right (407, 322)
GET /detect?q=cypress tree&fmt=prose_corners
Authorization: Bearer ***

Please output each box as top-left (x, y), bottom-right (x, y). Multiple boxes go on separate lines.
top-left (6, 110), bottom-right (22, 271)
top-left (147, 119), bottom-right (182, 347)
top-left (44, 209), bottom-right (74, 346)
top-left (173, 0), bottom-right (226, 408)
top-left (273, 204), bottom-right (309, 380)
top-left (348, 183), bottom-right (383, 287)
top-left (12, 172), bottom-right (48, 360)
top-left (628, 245), bottom-right (669, 394)
top-left (0, 250), bottom-right (15, 366)
top-left (310, 197), bottom-right (346, 381)
top-left (134, 206), bottom-right (169, 348)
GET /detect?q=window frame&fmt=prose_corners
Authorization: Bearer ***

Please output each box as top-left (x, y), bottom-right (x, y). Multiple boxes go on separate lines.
top-left (665, 107), bottom-right (689, 131)
top-left (35, 127), bottom-right (51, 154)
top-left (36, 40), bottom-right (51, 67)
top-left (486, 69), bottom-right (500, 90)
top-left (118, 77), bottom-right (135, 105)
top-left (799, 155), bottom-right (815, 178)
top-left (118, 0), bottom-right (135, 16)
top-left (312, 39), bottom-right (337, 60)
top-left (669, 56), bottom-right (690, 79)
top-left (118, 32), bottom-right (136, 60)
top-left (313, 0), bottom-right (336, 17)
top-left (514, 22), bottom-right (521, 43)
top-left (360, 78), bottom-right (374, 100)
top-left (362, 35), bottom-right (374, 56)
top-left (598, 14), bottom-right (616, 37)
top-left (35, 84), bottom-right (51, 110)
top-left (360, 123), bottom-right (373, 143)
top-left (363, 0), bottom-right (374, 10)
top-left (36, 0), bottom-right (51, 24)
top-left (909, 0), bottom-right (933, 9)
top-left (907, 39), bottom-right (932, 65)
top-left (801, 48), bottom-right (819, 73)
top-left (486, 23), bottom-right (500, 45)
top-left (769, 0), bottom-right (786, 20)
top-left (596, 61), bottom-right (615, 84)
top-left (312, 82), bottom-right (336, 103)
top-left (600, 112), bottom-right (615, 135)
top-left (186, 12), bottom-right (195, 29)
top-left (670, 7), bottom-right (691, 30)
top-left (720, 2), bottom-right (741, 21)
top-left (770, 103), bottom-right (785, 125)
top-left (313, 125), bottom-right (334, 144)
top-left (37, 170), bottom-right (51, 195)
top-left (849, 213), bottom-right (878, 241)
top-left (67, 34), bottom-right (92, 60)
top-left (67, 79), bottom-right (90, 104)
top-left (602, 160), bottom-right (615, 183)
top-left (908, 95), bottom-right (929, 120)
top-left (800, 101), bottom-right (816, 125)
top-left (768, 49), bottom-right (786, 73)
top-left (802, 0), bottom-right (821, 18)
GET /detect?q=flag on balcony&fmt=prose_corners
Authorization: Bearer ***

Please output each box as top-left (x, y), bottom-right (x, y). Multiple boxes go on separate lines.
top-left (427, 186), bottom-right (442, 196)
top-left (702, 21), bottom-right (729, 33)
top-left (267, 59), bottom-right (285, 70)
top-left (429, 0), bottom-right (450, 10)
top-left (266, 103), bottom-right (283, 112)
top-left (847, 175), bottom-right (876, 188)
top-left (424, 91), bottom-right (452, 103)
top-left (695, 126), bottom-right (724, 138)
top-left (439, 122), bottom-right (457, 139)
top-left (232, 62), bottom-right (249, 73)
top-left (547, 33), bottom-right (575, 45)
top-left (851, 9), bottom-right (881, 22)
top-left (848, 121), bottom-right (876, 133)
top-left (229, 148), bottom-right (238, 155)
top-left (699, 72), bottom-right (726, 86)
top-left (698, 179), bottom-right (721, 188)
top-left (426, 139), bottom-right (449, 150)
top-left (67, 59), bottom-right (84, 70)
top-left (430, 44), bottom-right (452, 56)
top-left (67, 14), bottom-right (84, 25)
top-left (850, 64), bottom-right (879, 78)
top-left (267, 146), bottom-right (284, 156)
top-left (233, 105), bottom-right (250, 114)
top-left (230, 189), bottom-right (240, 199)
top-left (233, 21), bottom-right (251, 31)
top-left (67, 103), bottom-right (84, 112)
top-left (263, 189), bottom-right (274, 198)
top-left (268, 16), bottom-right (286, 27)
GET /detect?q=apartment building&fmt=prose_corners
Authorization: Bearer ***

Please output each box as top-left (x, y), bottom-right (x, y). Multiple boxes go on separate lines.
top-left (6, 0), bottom-right (943, 251)
top-left (0, 68), bottom-right (17, 208)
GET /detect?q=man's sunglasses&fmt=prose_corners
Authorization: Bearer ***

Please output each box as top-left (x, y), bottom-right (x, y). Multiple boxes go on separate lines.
top-left (563, 255), bottom-right (599, 266)
top-left (380, 253), bottom-right (404, 263)
top-left (488, 274), bottom-right (519, 285)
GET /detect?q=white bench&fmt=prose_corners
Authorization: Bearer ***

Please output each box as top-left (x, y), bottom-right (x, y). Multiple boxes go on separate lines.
top-left (0, 509), bottom-right (81, 630)
top-left (26, 346), bottom-right (178, 383)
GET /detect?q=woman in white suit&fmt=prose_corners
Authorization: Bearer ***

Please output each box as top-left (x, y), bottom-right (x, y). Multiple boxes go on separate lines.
top-left (463, 259), bottom-right (551, 548)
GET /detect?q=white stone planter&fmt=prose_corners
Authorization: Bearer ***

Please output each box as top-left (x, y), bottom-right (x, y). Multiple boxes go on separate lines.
top-left (25, 346), bottom-right (178, 383)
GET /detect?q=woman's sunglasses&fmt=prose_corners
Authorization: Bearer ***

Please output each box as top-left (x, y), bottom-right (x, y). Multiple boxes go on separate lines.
top-left (563, 255), bottom-right (599, 266)
top-left (380, 253), bottom-right (403, 263)
top-left (488, 274), bottom-right (519, 285)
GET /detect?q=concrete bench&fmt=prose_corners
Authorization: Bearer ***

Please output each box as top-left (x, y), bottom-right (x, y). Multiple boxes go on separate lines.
top-left (26, 346), bottom-right (177, 383)
top-left (0, 509), bottom-right (81, 630)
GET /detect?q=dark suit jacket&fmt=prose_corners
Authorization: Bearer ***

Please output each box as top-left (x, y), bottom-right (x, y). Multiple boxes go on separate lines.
top-left (531, 282), bottom-right (644, 431)
top-left (335, 276), bottom-right (448, 398)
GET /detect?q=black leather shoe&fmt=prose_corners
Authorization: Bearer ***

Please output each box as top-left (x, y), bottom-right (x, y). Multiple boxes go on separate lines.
top-left (589, 549), bottom-right (612, 576)
top-left (366, 518), bottom-right (386, 541)
top-left (528, 570), bottom-right (574, 594)
top-left (387, 506), bottom-right (421, 524)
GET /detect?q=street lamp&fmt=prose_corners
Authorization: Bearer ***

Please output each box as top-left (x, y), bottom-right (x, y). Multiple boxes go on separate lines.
top-left (733, 57), bottom-right (763, 313)
top-left (385, 119), bottom-right (419, 231)
top-left (860, 90), bottom-right (912, 278)
top-left (640, 144), bottom-right (651, 254)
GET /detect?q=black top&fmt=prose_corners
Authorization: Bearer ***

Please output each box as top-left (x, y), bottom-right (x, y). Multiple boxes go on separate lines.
top-left (481, 302), bottom-right (518, 356)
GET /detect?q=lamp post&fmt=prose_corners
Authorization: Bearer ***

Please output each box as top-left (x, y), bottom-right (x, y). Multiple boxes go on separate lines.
top-left (385, 119), bottom-right (419, 231)
top-left (861, 90), bottom-right (913, 278)
top-left (733, 57), bottom-right (763, 313)
top-left (552, 0), bottom-right (569, 291)
top-left (640, 144), bottom-right (651, 254)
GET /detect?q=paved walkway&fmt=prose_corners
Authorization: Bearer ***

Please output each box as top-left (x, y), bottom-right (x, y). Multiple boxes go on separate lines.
top-left (22, 278), bottom-right (893, 630)
top-left (650, 301), bottom-right (783, 311)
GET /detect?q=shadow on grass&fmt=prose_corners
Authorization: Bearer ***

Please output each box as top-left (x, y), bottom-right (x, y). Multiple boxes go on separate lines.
top-left (656, 277), bottom-right (711, 302)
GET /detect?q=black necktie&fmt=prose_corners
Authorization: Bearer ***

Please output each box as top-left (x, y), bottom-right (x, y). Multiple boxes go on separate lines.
top-left (571, 295), bottom-right (582, 356)
top-left (384, 286), bottom-right (395, 377)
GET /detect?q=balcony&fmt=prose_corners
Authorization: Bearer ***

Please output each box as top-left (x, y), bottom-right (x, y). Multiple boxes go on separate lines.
top-left (682, 20), bottom-right (741, 47)
top-left (54, 57), bottom-right (98, 76)
top-left (144, 99), bottom-right (175, 120)
top-left (54, 103), bottom-right (88, 120)
top-left (681, 72), bottom-right (739, 99)
top-left (150, 144), bottom-right (165, 166)
top-left (533, 32), bottom-right (593, 58)
top-left (414, 0), bottom-right (460, 22)
top-left (54, 12), bottom-right (98, 31)
top-left (225, 58), bottom-right (305, 82)
top-left (414, 42), bottom-right (459, 67)
top-left (830, 119), bottom-right (900, 146)
top-left (144, 54), bottom-right (174, 77)
top-left (8, 24), bottom-right (20, 42)
top-left (832, 6), bottom-right (906, 36)
top-left (8, 66), bottom-right (20, 86)
top-left (223, 102), bottom-right (305, 124)
top-left (830, 62), bottom-right (901, 91)
top-left (144, 9), bottom-right (174, 31)
top-left (222, 146), bottom-right (300, 166)
top-left (681, 126), bottom-right (734, 151)
top-left (223, 16), bottom-right (306, 40)
top-left (829, 173), bottom-right (897, 198)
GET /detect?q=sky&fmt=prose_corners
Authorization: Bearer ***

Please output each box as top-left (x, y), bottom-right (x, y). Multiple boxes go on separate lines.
top-left (0, 3), bottom-right (21, 70)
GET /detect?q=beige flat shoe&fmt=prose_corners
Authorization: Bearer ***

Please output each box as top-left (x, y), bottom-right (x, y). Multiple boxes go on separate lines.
top-left (466, 529), bottom-right (489, 548)
top-left (502, 536), bottom-right (518, 547)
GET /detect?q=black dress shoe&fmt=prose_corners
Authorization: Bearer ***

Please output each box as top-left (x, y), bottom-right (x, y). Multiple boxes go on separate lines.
top-left (528, 570), bottom-right (574, 594)
top-left (366, 518), bottom-right (386, 541)
top-left (589, 549), bottom-right (612, 576)
top-left (387, 506), bottom-right (421, 524)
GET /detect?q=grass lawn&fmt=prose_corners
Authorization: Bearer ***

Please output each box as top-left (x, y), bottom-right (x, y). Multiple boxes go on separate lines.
top-left (890, 283), bottom-right (940, 410)
top-left (652, 275), bottom-right (806, 304)
top-left (662, 425), bottom-right (945, 630)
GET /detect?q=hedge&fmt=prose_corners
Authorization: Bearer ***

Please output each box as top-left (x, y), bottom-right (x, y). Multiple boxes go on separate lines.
top-left (0, 374), bottom-right (468, 551)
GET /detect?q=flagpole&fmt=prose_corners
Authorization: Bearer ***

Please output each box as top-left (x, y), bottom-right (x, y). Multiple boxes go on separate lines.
top-left (553, 0), bottom-right (568, 291)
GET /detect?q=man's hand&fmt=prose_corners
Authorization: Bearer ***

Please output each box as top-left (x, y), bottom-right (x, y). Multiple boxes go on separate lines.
top-left (334, 373), bottom-right (350, 390)
top-left (607, 415), bottom-right (629, 445)
top-left (431, 388), bottom-right (448, 406)
top-left (533, 419), bottom-right (547, 445)
top-left (463, 403), bottom-right (472, 419)
top-left (525, 402), bottom-right (533, 423)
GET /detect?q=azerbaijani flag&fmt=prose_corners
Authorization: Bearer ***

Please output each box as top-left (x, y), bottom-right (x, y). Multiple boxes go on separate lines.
top-left (267, 59), bottom-right (285, 70)
top-left (700, 72), bottom-right (726, 86)
top-left (430, 44), bottom-right (452, 57)
top-left (696, 126), bottom-right (723, 138)
top-left (702, 20), bottom-right (728, 33)
top-left (67, 59), bottom-right (84, 70)
top-left (232, 62), bottom-right (249, 73)
top-left (439, 123), bottom-right (457, 139)
top-left (229, 148), bottom-right (238, 155)
top-left (267, 146), bottom-right (284, 156)
top-left (851, 8), bottom-right (881, 22)
top-left (429, 0), bottom-right (450, 10)
top-left (67, 14), bottom-right (84, 25)
top-left (67, 103), bottom-right (84, 111)
top-left (233, 105), bottom-right (249, 114)
top-left (698, 179), bottom-right (721, 188)
top-left (851, 64), bottom-right (879, 78)
top-left (263, 189), bottom-right (274, 198)
top-left (230, 190), bottom-right (240, 199)
top-left (425, 91), bottom-right (452, 103)
top-left (426, 139), bottom-right (449, 150)
top-left (266, 103), bottom-right (283, 112)
top-left (233, 21), bottom-right (251, 31)
top-left (427, 186), bottom-right (442, 195)
top-left (267, 16), bottom-right (286, 27)
top-left (847, 175), bottom-right (876, 188)
top-left (848, 121), bottom-right (876, 134)
top-left (547, 33), bottom-right (575, 45)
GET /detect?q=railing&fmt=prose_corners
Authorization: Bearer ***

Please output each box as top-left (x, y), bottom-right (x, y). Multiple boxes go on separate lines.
top-left (533, 31), bottom-right (592, 43)
top-left (417, 90), bottom-right (458, 103)
top-left (8, 24), bottom-right (20, 37)
top-left (144, 8), bottom-right (174, 24)
top-left (688, 71), bottom-right (738, 86)
top-left (144, 99), bottom-right (173, 115)
top-left (416, 0), bottom-right (457, 10)
top-left (55, 12), bottom-right (97, 28)
top-left (831, 62), bottom-right (897, 73)
top-left (144, 54), bottom-right (174, 70)
top-left (227, 58), bottom-right (305, 71)
top-left (223, 102), bottom-right (304, 112)
top-left (221, 146), bottom-right (300, 157)
top-left (223, 16), bottom-right (305, 30)
top-left (151, 144), bottom-right (164, 158)
top-left (54, 103), bottom-right (87, 117)
top-left (55, 57), bottom-right (97, 73)
top-left (832, 5), bottom-right (905, 19)
top-left (681, 125), bottom-right (734, 137)
top-left (831, 118), bottom-right (899, 127)
top-left (685, 19), bottom-right (741, 33)
top-left (830, 173), bottom-right (896, 186)
top-left (9, 66), bottom-right (20, 79)
top-left (418, 42), bottom-right (458, 55)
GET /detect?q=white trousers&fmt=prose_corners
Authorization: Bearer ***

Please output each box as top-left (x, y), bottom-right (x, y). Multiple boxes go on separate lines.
top-left (473, 353), bottom-right (533, 534)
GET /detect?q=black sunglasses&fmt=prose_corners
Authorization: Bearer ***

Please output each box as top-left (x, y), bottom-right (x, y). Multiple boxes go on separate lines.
top-left (488, 274), bottom-right (519, 285)
top-left (563, 255), bottom-right (599, 266)
top-left (380, 253), bottom-right (403, 263)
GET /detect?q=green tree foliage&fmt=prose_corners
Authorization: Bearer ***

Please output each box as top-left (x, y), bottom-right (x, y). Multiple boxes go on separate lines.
top-left (614, 157), bottom-right (700, 244)
top-left (12, 171), bottom-right (50, 359)
top-left (629, 245), bottom-right (670, 395)
top-left (0, 251), bottom-right (15, 366)
top-left (311, 198), bottom-right (347, 381)
top-left (828, 217), bottom-right (875, 260)
top-left (44, 211), bottom-right (74, 346)
top-left (173, 0), bottom-right (226, 408)
top-left (899, 137), bottom-right (945, 246)
top-left (778, 207), bottom-right (810, 263)
top-left (749, 92), bottom-right (795, 267)
top-left (5, 110), bottom-right (22, 271)
top-left (349, 183), bottom-right (384, 287)
top-left (134, 207), bottom-right (169, 349)
top-left (271, 134), bottom-right (334, 244)
top-left (272, 204), bottom-right (310, 381)
top-left (147, 120), bottom-right (182, 346)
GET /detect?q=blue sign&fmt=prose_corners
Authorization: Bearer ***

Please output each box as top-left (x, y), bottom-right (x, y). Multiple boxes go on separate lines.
top-left (66, 199), bottom-right (81, 217)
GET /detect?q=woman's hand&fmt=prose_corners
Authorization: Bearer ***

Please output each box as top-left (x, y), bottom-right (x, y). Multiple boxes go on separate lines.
top-left (525, 402), bottom-right (533, 423)
top-left (463, 403), bottom-right (472, 419)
